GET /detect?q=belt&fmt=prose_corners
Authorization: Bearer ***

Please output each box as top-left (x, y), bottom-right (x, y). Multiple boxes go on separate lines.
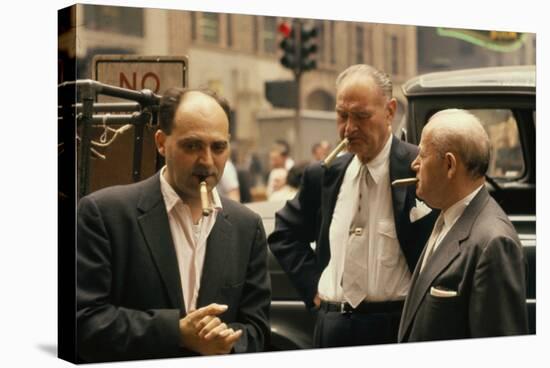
top-left (319, 300), bottom-right (404, 314)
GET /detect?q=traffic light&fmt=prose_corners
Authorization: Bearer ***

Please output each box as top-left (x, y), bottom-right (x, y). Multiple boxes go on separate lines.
top-left (278, 22), bottom-right (297, 71)
top-left (300, 25), bottom-right (318, 72)
top-left (278, 21), bottom-right (318, 75)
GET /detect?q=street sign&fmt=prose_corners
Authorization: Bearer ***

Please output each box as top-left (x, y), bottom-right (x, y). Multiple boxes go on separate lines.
top-left (87, 55), bottom-right (188, 192)
top-left (92, 55), bottom-right (188, 101)
top-left (265, 80), bottom-right (297, 108)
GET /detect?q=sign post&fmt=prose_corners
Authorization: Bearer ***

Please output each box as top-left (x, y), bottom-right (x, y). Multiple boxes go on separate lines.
top-left (86, 55), bottom-right (188, 192)
top-left (92, 55), bottom-right (188, 99)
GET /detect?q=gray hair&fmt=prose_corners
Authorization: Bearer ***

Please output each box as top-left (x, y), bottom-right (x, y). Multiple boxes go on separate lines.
top-left (426, 109), bottom-right (491, 179)
top-left (335, 64), bottom-right (393, 99)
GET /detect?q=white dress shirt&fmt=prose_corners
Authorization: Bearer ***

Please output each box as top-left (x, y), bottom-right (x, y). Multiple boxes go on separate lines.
top-left (318, 135), bottom-right (411, 302)
top-left (429, 184), bottom-right (484, 255)
top-left (159, 167), bottom-right (223, 312)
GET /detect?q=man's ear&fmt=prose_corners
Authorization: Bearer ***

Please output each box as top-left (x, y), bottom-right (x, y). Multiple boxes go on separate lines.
top-left (445, 152), bottom-right (457, 179)
top-left (155, 129), bottom-right (167, 157)
top-left (386, 98), bottom-right (397, 121)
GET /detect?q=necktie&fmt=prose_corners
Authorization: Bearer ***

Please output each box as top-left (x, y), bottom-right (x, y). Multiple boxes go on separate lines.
top-left (342, 165), bottom-right (371, 308)
top-left (419, 215), bottom-right (445, 272)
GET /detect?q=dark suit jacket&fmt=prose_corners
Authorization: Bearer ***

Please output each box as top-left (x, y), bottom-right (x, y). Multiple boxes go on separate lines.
top-left (76, 173), bottom-right (271, 363)
top-left (268, 136), bottom-right (437, 309)
top-left (398, 187), bottom-right (528, 342)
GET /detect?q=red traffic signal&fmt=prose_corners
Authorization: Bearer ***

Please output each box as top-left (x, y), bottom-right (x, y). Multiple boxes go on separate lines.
top-left (278, 22), bottom-right (292, 37)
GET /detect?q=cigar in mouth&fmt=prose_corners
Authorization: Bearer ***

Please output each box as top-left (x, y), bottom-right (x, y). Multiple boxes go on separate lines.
top-left (323, 137), bottom-right (349, 167)
top-left (391, 177), bottom-right (419, 187)
top-left (199, 180), bottom-right (213, 216)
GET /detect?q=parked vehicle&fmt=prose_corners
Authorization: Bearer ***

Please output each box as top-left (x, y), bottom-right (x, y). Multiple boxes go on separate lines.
top-left (256, 65), bottom-right (536, 350)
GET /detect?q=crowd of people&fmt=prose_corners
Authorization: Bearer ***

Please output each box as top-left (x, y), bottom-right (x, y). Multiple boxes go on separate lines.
top-left (216, 137), bottom-right (333, 204)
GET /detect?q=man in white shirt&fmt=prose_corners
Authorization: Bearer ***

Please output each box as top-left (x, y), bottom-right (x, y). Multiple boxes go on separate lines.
top-left (217, 158), bottom-right (240, 201)
top-left (77, 88), bottom-right (270, 362)
top-left (398, 109), bottom-right (528, 342)
top-left (266, 140), bottom-right (294, 197)
top-left (269, 64), bottom-right (437, 347)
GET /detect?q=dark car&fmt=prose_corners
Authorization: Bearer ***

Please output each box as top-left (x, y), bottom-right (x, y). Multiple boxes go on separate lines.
top-left (255, 65), bottom-right (536, 350)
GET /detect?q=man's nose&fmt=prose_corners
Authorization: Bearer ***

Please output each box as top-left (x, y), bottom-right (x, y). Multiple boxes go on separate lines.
top-left (344, 118), bottom-right (357, 136)
top-left (198, 146), bottom-right (214, 167)
top-left (411, 156), bottom-right (419, 172)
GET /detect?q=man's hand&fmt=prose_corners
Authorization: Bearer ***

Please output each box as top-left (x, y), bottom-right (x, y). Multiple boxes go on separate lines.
top-left (179, 303), bottom-right (242, 355)
top-left (313, 293), bottom-right (321, 309)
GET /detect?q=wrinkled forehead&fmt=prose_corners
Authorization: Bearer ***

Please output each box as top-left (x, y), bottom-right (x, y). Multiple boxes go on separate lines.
top-left (336, 75), bottom-right (385, 105)
top-left (173, 92), bottom-right (229, 134)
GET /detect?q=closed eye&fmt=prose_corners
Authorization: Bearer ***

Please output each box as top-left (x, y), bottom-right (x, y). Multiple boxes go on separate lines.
top-left (179, 140), bottom-right (203, 151)
top-left (211, 141), bottom-right (228, 153)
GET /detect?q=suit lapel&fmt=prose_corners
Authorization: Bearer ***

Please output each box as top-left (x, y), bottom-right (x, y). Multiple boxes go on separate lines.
top-left (389, 137), bottom-right (412, 236)
top-left (137, 173), bottom-right (185, 313)
top-left (196, 210), bottom-right (232, 307)
top-left (399, 187), bottom-right (490, 340)
top-left (322, 153), bottom-right (353, 219)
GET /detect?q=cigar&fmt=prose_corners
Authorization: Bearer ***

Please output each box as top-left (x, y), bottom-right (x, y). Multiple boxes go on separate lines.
top-left (323, 138), bottom-right (349, 167)
top-left (200, 180), bottom-right (213, 216)
top-left (391, 177), bottom-right (419, 187)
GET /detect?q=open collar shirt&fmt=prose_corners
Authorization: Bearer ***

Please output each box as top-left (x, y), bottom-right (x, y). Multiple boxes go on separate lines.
top-left (159, 167), bottom-right (222, 312)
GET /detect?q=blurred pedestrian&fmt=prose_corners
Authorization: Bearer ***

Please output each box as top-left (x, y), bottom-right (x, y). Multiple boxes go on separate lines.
top-left (266, 140), bottom-right (294, 197)
top-left (217, 158), bottom-right (240, 201)
top-left (311, 140), bottom-right (332, 162)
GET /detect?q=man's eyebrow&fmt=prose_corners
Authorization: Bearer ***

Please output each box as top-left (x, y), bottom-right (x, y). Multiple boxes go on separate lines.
top-left (336, 108), bottom-right (370, 114)
top-left (177, 137), bottom-right (202, 143)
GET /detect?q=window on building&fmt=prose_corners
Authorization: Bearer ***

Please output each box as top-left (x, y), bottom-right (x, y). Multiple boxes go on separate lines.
top-left (190, 12), bottom-right (197, 41)
top-left (330, 21), bottom-right (336, 65)
top-left (355, 26), bottom-right (364, 63)
top-left (316, 20), bottom-right (325, 63)
top-left (365, 29), bottom-right (373, 64)
top-left (307, 89), bottom-right (335, 111)
top-left (84, 5), bottom-right (144, 37)
top-left (392, 35), bottom-right (399, 74)
top-left (227, 14), bottom-right (233, 47)
top-left (201, 12), bottom-right (220, 43)
top-left (253, 16), bottom-right (259, 52)
top-left (263, 17), bottom-right (277, 54)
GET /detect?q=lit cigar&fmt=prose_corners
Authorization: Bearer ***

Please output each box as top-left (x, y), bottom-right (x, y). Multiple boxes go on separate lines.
top-left (323, 137), bottom-right (349, 167)
top-left (199, 180), bottom-right (213, 216)
top-left (391, 177), bottom-right (419, 187)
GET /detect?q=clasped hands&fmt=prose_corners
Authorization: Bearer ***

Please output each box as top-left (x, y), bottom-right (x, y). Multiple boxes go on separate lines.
top-left (179, 303), bottom-right (242, 355)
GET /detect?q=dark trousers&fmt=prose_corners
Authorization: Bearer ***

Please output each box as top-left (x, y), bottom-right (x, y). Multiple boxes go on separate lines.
top-left (313, 308), bottom-right (402, 348)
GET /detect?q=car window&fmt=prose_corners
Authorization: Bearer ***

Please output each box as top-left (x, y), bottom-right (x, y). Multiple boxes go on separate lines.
top-left (468, 109), bottom-right (525, 180)
top-left (430, 108), bottom-right (525, 180)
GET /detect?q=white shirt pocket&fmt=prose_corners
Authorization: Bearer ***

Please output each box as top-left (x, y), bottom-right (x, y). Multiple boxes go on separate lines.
top-left (377, 219), bottom-right (399, 267)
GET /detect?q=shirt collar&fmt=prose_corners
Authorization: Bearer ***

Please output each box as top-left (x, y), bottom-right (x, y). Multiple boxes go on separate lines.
top-left (441, 184), bottom-right (484, 228)
top-left (350, 134), bottom-right (393, 185)
top-left (159, 166), bottom-right (223, 213)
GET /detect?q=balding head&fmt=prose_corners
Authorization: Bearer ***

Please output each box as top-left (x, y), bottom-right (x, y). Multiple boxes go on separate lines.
top-left (335, 64), bottom-right (393, 99)
top-left (425, 109), bottom-right (490, 179)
